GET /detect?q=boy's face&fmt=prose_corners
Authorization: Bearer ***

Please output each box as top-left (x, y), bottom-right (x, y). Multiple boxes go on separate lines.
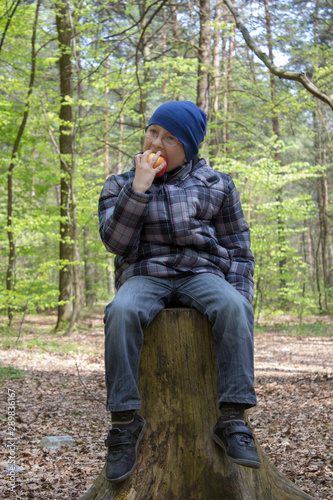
top-left (144, 125), bottom-right (187, 173)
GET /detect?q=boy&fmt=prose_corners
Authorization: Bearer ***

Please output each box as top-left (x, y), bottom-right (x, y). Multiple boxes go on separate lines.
top-left (99, 100), bottom-right (260, 483)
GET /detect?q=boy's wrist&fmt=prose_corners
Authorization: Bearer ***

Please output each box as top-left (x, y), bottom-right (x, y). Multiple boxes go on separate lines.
top-left (132, 180), bottom-right (150, 194)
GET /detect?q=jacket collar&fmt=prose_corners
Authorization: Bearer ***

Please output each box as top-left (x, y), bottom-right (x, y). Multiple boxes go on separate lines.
top-left (158, 156), bottom-right (205, 183)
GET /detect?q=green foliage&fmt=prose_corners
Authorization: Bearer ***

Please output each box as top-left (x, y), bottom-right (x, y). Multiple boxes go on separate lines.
top-left (21, 338), bottom-right (80, 353)
top-left (254, 322), bottom-right (333, 337)
top-left (0, 333), bottom-right (80, 353)
top-left (0, 0), bottom-right (332, 322)
top-left (0, 363), bottom-right (29, 381)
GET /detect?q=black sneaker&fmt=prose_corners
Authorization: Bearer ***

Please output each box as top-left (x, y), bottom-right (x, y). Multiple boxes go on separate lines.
top-left (212, 417), bottom-right (261, 469)
top-left (105, 413), bottom-right (146, 483)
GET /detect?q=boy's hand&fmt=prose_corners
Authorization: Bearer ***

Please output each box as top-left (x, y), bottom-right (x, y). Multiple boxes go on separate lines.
top-left (132, 151), bottom-right (166, 193)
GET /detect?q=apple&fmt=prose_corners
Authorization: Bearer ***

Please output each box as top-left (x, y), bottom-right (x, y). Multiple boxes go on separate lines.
top-left (148, 152), bottom-right (167, 177)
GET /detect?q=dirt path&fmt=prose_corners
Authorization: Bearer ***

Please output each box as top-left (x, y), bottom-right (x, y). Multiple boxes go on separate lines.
top-left (0, 310), bottom-right (332, 499)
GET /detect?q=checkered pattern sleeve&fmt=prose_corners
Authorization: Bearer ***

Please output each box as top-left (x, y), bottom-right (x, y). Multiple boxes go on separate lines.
top-left (214, 175), bottom-right (255, 303)
top-left (99, 176), bottom-right (152, 256)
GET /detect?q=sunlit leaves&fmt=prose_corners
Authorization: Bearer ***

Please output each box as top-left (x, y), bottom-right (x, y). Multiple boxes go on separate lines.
top-left (0, 0), bottom-right (332, 318)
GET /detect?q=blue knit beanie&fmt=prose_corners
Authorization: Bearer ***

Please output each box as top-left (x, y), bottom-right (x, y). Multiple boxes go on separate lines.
top-left (147, 101), bottom-right (207, 161)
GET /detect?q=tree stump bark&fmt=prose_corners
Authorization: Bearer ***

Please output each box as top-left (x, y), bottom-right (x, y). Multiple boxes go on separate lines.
top-left (81, 308), bottom-right (314, 500)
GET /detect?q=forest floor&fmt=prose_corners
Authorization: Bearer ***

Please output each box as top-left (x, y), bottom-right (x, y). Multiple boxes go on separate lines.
top-left (0, 307), bottom-right (332, 500)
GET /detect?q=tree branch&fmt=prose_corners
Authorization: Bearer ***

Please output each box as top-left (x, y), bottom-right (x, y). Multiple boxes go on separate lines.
top-left (0, 0), bottom-right (21, 55)
top-left (135, 0), bottom-right (169, 122)
top-left (222, 0), bottom-right (333, 111)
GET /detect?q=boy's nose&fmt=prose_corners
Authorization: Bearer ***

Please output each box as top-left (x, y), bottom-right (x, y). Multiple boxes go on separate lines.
top-left (151, 134), bottom-right (164, 147)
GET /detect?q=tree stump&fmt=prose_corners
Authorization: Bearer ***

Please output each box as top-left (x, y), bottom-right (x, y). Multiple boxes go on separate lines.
top-left (81, 308), bottom-right (314, 500)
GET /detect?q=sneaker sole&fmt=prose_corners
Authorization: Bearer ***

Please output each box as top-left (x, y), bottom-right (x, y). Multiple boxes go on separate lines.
top-left (212, 431), bottom-right (261, 470)
top-left (106, 419), bottom-right (147, 483)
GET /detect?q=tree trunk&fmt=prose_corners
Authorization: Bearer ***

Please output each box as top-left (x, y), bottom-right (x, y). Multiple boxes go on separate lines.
top-left (169, 1), bottom-right (182, 100)
top-left (221, 15), bottom-right (234, 156)
top-left (83, 224), bottom-right (96, 307)
top-left (55, 0), bottom-right (75, 327)
top-left (6, 0), bottom-right (40, 326)
top-left (209, 1), bottom-right (223, 165)
top-left (262, 0), bottom-right (287, 302)
top-left (197, 0), bottom-right (212, 115)
top-left (313, 1), bottom-right (330, 311)
top-left (81, 309), bottom-right (314, 500)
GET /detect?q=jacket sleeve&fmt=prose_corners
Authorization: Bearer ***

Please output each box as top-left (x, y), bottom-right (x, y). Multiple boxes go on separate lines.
top-left (98, 175), bottom-right (152, 256)
top-left (214, 175), bottom-right (255, 303)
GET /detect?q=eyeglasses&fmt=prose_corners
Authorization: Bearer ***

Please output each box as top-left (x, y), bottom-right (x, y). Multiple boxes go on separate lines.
top-left (144, 127), bottom-right (181, 148)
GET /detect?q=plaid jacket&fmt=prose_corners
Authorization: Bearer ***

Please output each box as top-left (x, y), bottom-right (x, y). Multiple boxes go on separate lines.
top-left (99, 157), bottom-right (255, 303)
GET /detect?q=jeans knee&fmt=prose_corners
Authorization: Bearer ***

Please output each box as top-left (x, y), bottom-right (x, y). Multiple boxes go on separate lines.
top-left (104, 297), bottom-right (131, 325)
top-left (104, 297), bottom-right (144, 358)
top-left (104, 294), bottom-right (145, 333)
top-left (211, 294), bottom-right (253, 337)
top-left (225, 292), bottom-right (252, 320)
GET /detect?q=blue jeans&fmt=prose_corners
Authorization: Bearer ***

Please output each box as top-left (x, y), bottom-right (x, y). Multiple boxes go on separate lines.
top-left (104, 273), bottom-right (257, 412)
